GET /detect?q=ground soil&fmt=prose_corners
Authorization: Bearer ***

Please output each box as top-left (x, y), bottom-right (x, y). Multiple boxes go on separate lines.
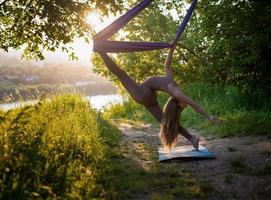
top-left (117, 121), bottom-right (271, 200)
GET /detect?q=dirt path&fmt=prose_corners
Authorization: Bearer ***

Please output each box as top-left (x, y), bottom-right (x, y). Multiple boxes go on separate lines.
top-left (117, 121), bottom-right (271, 200)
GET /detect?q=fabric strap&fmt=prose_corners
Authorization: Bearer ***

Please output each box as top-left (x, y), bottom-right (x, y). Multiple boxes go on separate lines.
top-left (93, 0), bottom-right (197, 53)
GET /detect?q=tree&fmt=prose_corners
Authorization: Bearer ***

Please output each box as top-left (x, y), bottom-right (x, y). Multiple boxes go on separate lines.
top-left (0, 0), bottom-right (124, 59)
top-left (193, 0), bottom-right (271, 94)
top-left (92, 0), bottom-right (271, 95)
top-left (92, 0), bottom-right (202, 87)
top-left (2, 0), bottom-right (270, 94)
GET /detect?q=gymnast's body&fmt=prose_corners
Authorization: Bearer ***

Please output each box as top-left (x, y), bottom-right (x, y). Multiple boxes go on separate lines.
top-left (98, 43), bottom-right (219, 151)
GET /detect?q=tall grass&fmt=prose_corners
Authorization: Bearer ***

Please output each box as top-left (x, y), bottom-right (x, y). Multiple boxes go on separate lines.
top-left (0, 94), bottom-right (212, 199)
top-left (0, 94), bottom-right (120, 199)
top-left (105, 83), bottom-right (271, 137)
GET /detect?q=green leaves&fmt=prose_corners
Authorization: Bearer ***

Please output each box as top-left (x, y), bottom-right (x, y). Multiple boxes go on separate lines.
top-left (2, 0), bottom-right (269, 94)
top-left (93, 0), bottom-right (270, 95)
top-left (194, 0), bottom-right (271, 94)
top-left (0, 0), bottom-right (124, 59)
top-left (92, 0), bottom-right (199, 88)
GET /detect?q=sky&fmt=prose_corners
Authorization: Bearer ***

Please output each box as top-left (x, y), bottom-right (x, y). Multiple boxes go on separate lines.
top-left (3, 39), bottom-right (93, 67)
top-left (1, 12), bottom-right (114, 68)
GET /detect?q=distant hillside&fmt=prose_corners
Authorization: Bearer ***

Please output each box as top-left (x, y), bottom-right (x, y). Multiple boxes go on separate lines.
top-left (0, 53), bottom-right (117, 102)
top-left (0, 62), bottom-right (112, 84)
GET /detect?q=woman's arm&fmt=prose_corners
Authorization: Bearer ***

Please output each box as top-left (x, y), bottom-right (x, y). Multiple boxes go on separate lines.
top-left (184, 97), bottom-right (219, 124)
top-left (168, 84), bottom-right (219, 123)
top-left (181, 93), bottom-right (211, 121)
top-left (164, 43), bottom-right (177, 77)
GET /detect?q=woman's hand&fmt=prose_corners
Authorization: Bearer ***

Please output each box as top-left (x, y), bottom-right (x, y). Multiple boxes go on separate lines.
top-left (169, 40), bottom-right (177, 50)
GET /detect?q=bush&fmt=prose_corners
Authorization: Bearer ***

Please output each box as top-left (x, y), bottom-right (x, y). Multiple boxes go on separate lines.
top-left (0, 94), bottom-right (120, 199)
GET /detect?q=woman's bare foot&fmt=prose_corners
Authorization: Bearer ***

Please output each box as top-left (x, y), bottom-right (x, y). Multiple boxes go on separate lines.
top-left (191, 135), bottom-right (199, 151)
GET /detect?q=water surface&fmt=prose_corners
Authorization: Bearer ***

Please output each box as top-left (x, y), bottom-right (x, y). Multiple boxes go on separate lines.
top-left (0, 94), bottom-right (123, 111)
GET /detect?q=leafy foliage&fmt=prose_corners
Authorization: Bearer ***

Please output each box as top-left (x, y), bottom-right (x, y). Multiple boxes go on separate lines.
top-left (194, 0), bottom-right (271, 94)
top-left (0, 95), bottom-right (212, 199)
top-left (0, 0), bottom-right (124, 59)
top-left (0, 94), bottom-right (120, 199)
top-left (104, 83), bottom-right (271, 137)
top-left (92, 0), bottom-right (271, 95)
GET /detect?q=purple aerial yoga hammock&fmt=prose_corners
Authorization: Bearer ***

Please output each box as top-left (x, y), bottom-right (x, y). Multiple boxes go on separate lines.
top-left (93, 0), bottom-right (197, 53)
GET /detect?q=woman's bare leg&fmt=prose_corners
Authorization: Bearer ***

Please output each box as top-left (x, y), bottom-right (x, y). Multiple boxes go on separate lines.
top-left (145, 104), bottom-right (163, 123)
top-left (178, 125), bottom-right (199, 150)
top-left (99, 52), bottom-right (144, 102)
top-left (99, 52), bottom-right (198, 150)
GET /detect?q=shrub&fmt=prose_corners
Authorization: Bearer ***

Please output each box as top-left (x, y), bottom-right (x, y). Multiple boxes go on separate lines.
top-left (0, 94), bottom-right (119, 199)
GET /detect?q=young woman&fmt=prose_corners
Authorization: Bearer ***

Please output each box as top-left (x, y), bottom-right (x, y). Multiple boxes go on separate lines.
top-left (98, 44), bottom-right (218, 151)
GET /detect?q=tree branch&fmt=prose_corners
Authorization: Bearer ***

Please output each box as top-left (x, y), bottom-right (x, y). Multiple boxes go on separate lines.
top-left (178, 43), bottom-right (202, 60)
top-left (176, 48), bottom-right (189, 63)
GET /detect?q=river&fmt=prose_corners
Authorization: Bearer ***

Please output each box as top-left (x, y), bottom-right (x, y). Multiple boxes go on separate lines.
top-left (0, 94), bottom-right (124, 111)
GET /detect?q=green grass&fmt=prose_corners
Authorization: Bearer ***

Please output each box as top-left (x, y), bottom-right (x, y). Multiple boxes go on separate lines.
top-left (0, 94), bottom-right (216, 199)
top-left (103, 98), bottom-right (157, 124)
top-left (100, 140), bottom-right (214, 199)
top-left (1, 86), bottom-right (269, 199)
top-left (104, 82), bottom-right (271, 137)
top-left (180, 83), bottom-right (271, 137)
top-left (0, 94), bottom-right (120, 199)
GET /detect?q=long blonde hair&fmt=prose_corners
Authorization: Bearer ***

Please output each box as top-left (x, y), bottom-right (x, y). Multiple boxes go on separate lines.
top-left (159, 97), bottom-right (181, 151)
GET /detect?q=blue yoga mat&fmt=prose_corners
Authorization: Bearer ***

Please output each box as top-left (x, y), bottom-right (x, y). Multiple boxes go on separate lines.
top-left (158, 145), bottom-right (216, 162)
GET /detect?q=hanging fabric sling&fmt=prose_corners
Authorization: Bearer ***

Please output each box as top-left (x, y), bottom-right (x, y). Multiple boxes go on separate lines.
top-left (93, 0), bottom-right (197, 53)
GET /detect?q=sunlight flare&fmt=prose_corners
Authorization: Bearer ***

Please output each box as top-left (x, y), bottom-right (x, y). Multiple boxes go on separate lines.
top-left (85, 12), bottom-right (117, 33)
top-left (86, 12), bottom-right (102, 31)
